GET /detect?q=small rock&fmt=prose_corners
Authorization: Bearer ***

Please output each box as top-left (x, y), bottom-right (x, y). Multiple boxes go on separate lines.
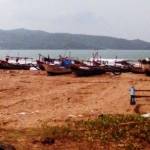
top-left (68, 115), bottom-right (77, 118)
top-left (41, 137), bottom-right (55, 145)
top-left (78, 114), bottom-right (83, 117)
top-left (18, 112), bottom-right (27, 115)
top-left (32, 140), bottom-right (39, 144)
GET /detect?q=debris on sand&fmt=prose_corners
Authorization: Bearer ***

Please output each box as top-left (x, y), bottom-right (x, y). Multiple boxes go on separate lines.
top-left (141, 113), bottom-right (150, 118)
top-left (41, 137), bottom-right (55, 145)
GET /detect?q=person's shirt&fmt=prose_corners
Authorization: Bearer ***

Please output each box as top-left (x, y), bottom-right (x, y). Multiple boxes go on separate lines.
top-left (129, 87), bottom-right (136, 96)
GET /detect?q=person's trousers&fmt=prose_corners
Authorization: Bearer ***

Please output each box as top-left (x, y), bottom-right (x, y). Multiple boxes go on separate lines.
top-left (130, 95), bottom-right (136, 105)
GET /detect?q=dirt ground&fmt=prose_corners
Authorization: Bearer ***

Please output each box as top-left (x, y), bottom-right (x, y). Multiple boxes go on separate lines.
top-left (0, 70), bottom-right (150, 129)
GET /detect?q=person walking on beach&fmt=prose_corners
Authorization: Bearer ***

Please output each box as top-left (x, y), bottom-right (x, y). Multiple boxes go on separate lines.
top-left (129, 86), bottom-right (136, 105)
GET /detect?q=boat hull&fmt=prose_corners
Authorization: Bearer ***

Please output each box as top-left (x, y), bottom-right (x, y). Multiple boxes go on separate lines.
top-left (0, 60), bottom-right (31, 70)
top-left (43, 64), bottom-right (72, 76)
top-left (71, 65), bottom-right (105, 76)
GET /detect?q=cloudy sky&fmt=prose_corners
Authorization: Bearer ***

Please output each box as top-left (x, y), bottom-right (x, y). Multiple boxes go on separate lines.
top-left (0, 0), bottom-right (150, 41)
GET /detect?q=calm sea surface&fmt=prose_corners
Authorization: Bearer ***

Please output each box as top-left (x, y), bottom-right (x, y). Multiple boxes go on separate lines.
top-left (0, 49), bottom-right (150, 60)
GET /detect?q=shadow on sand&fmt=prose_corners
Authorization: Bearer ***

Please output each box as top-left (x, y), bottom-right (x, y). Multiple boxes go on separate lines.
top-left (136, 90), bottom-right (150, 92)
top-left (136, 95), bottom-right (150, 98)
top-left (134, 104), bottom-right (150, 114)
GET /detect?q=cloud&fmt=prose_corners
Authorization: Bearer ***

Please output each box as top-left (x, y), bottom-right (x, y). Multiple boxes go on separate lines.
top-left (0, 0), bottom-right (150, 41)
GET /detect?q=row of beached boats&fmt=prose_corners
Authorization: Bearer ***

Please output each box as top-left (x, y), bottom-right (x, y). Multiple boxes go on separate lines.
top-left (0, 55), bottom-right (150, 77)
top-left (35, 54), bottom-right (150, 76)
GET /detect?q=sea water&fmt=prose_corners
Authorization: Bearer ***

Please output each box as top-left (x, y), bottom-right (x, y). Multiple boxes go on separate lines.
top-left (0, 49), bottom-right (150, 60)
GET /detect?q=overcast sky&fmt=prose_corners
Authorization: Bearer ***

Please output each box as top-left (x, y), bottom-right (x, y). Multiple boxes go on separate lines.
top-left (0, 0), bottom-right (150, 41)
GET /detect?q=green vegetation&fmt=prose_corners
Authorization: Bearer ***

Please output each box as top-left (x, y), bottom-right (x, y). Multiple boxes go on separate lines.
top-left (1, 114), bottom-right (150, 149)
top-left (38, 115), bottom-right (150, 148)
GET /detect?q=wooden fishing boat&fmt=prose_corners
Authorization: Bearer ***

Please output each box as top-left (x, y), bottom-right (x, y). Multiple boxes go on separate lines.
top-left (0, 60), bottom-right (31, 70)
top-left (71, 64), bottom-right (105, 76)
top-left (37, 54), bottom-right (73, 71)
top-left (36, 60), bottom-right (46, 70)
top-left (0, 56), bottom-right (36, 70)
top-left (71, 59), bottom-right (124, 76)
top-left (43, 64), bottom-right (72, 75)
top-left (36, 55), bottom-right (55, 70)
top-left (115, 60), bottom-right (145, 74)
top-left (130, 66), bottom-right (145, 74)
top-left (139, 59), bottom-right (150, 76)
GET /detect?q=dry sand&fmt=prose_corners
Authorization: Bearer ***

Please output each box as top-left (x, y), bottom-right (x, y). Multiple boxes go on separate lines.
top-left (0, 70), bottom-right (150, 129)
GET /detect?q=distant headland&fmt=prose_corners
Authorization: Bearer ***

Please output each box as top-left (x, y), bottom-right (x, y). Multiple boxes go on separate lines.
top-left (0, 28), bottom-right (150, 50)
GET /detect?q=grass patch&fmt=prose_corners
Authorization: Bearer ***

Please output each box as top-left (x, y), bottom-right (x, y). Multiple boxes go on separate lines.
top-left (38, 114), bottom-right (150, 147)
top-left (0, 114), bottom-right (149, 149)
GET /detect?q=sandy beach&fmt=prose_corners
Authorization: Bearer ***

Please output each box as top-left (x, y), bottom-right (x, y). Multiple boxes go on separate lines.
top-left (0, 70), bottom-right (149, 129)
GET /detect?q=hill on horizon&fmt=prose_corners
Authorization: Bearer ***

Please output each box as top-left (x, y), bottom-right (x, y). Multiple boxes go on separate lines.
top-left (0, 28), bottom-right (150, 50)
